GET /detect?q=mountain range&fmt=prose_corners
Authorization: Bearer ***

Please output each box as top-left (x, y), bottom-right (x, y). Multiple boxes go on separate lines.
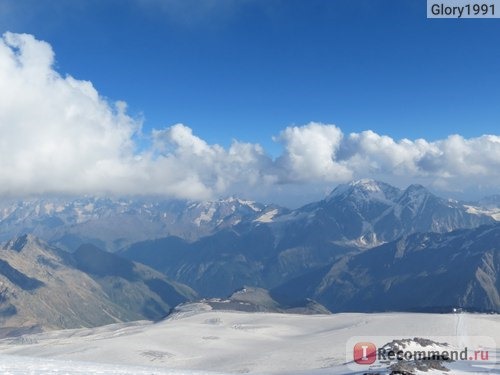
top-left (1, 179), bottom-right (496, 254)
top-left (121, 180), bottom-right (497, 298)
top-left (0, 179), bottom-right (498, 332)
top-left (0, 196), bottom-right (281, 252)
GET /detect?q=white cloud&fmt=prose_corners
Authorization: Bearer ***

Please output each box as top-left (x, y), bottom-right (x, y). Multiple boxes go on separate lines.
top-left (0, 32), bottom-right (139, 196)
top-left (1, 32), bottom-right (500, 203)
top-left (149, 124), bottom-right (273, 199)
top-left (275, 123), bottom-right (352, 182)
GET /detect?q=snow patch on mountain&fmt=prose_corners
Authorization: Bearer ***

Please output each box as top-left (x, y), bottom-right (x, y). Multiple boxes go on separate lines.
top-left (337, 232), bottom-right (385, 249)
top-left (254, 208), bottom-right (279, 223)
top-left (464, 205), bottom-right (500, 221)
top-left (193, 207), bottom-right (216, 226)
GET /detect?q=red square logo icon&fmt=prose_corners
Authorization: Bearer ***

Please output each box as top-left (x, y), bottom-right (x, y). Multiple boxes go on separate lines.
top-left (353, 342), bottom-right (377, 364)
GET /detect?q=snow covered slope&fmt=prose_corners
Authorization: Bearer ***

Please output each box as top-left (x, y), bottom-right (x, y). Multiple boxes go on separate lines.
top-left (0, 306), bottom-right (497, 374)
top-left (0, 355), bottom-right (212, 375)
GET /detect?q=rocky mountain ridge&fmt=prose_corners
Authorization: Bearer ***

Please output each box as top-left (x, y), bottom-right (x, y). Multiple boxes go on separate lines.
top-left (0, 234), bottom-right (196, 336)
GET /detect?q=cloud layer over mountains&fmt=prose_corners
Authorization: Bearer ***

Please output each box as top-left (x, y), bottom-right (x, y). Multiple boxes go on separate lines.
top-left (1, 32), bottom-right (500, 202)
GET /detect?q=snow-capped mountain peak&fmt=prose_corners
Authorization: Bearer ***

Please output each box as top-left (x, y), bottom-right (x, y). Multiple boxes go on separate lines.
top-left (326, 179), bottom-right (401, 204)
top-left (351, 178), bottom-right (385, 191)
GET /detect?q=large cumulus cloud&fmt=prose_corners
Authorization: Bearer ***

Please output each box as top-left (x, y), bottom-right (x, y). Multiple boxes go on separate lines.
top-left (1, 32), bottom-right (500, 202)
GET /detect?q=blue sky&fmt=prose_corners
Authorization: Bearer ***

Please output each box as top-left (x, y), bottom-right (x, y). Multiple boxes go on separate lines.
top-left (1, 0), bottom-right (500, 204)
top-left (2, 0), bottom-right (499, 150)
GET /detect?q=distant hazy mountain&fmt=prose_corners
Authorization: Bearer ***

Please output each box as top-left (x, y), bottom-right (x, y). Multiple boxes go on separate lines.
top-left (272, 224), bottom-right (500, 313)
top-left (0, 197), bottom-right (281, 252)
top-left (122, 180), bottom-right (496, 298)
top-left (0, 180), bottom-right (495, 253)
top-left (0, 235), bottom-right (196, 336)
